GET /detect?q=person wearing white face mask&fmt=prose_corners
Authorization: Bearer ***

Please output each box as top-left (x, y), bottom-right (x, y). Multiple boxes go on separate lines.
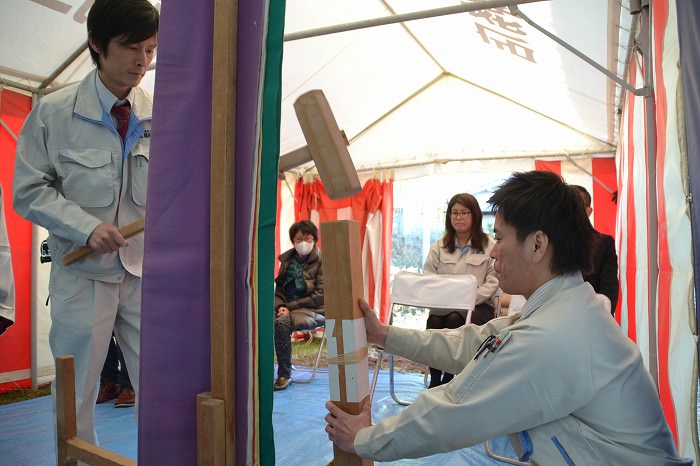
top-left (273, 220), bottom-right (325, 391)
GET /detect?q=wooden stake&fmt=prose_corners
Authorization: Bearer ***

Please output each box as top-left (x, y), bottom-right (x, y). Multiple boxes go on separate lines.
top-left (56, 355), bottom-right (77, 466)
top-left (320, 221), bottom-right (373, 466)
top-left (197, 393), bottom-right (226, 466)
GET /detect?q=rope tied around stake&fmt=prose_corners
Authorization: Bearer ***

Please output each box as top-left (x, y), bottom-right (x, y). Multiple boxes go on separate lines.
top-left (327, 347), bottom-right (368, 366)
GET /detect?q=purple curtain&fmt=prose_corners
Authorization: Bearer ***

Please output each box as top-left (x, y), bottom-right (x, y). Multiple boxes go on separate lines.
top-left (137, 1), bottom-right (214, 463)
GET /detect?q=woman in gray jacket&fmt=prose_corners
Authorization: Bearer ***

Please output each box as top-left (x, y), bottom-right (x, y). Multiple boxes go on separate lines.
top-left (423, 193), bottom-right (499, 387)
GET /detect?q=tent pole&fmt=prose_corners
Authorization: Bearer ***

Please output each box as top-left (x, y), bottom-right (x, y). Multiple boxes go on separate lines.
top-left (351, 152), bottom-right (616, 173)
top-left (605, 0), bottom-right (622, 143)
top-left (30, 93), bottom-right (41, 390)
top-left (0, 117), bottom-right (18, 142)
top-left (283, 0), bottom-right (547, 42)
top-left (564, 154), bottom-right (615, 194)
top-left (40, 42), bottom-right (88, 91)
top-left (0, 79), bottom-right (36, 95)
top-left (31, 226), bottom-right (38, 389)
top-left (509, 5), bottom-right (650, 97)
top-left (638, 3), bottom-right (659, 386)
top-left (616, 14), bottom-right (640, 139)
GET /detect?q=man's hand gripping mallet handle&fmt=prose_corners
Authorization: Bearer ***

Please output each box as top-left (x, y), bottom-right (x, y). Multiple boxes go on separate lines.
top-left (61, 218), bottom-right (145, 266)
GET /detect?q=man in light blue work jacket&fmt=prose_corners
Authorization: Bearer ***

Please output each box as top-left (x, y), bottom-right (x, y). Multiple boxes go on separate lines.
top-left (326, 170), bottom-right (691, 466)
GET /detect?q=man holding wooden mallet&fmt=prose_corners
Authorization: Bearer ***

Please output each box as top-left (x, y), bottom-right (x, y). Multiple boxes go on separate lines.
top-left (12, 0), bottom-right (158, 454)
top-left (325, 171), bottom-right (688, 465)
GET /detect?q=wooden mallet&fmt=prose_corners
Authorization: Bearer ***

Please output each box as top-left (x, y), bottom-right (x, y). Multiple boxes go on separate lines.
top-left (279, 89), bottom-right (362, 200)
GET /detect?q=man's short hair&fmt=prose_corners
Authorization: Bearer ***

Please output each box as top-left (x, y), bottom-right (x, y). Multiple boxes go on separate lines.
top-left (87, 0), bottom-right (160, 68)
top-left (488, 170), bottom-right (594, 275)
top-left (289, 220), bottom-right (318, 243)
top-left (571, 185), bottom-right (592, 208)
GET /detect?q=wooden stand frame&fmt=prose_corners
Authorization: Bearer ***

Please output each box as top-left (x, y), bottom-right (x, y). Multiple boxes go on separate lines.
top-left (55, 355), bottom-right (136, 466)
top-left (196, 0), bottom-right (239, 465)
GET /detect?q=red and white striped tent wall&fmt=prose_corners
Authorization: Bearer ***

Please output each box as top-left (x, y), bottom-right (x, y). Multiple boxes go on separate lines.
top-left (277, 173), bottom-right (394, 323)
top-left (616, 0), bottom-right (697, 460)
top-left (0, 90), bottom-right (53, 393)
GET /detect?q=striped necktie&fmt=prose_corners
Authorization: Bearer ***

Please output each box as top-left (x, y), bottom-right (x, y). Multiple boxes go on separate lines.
top-left (111, 103), bottom-right (131, 141)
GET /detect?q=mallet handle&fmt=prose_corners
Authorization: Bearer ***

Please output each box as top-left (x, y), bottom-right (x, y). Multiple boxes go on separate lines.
top-left (61, 218), bottom-right (145, 266)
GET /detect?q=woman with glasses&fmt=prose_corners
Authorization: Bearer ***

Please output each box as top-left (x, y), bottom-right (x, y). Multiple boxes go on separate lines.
top-left (422, 193), bottom-right (499, 387)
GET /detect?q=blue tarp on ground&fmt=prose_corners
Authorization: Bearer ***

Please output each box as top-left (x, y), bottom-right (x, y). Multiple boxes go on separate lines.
top-left (0, 368), bottom-right (520, 465)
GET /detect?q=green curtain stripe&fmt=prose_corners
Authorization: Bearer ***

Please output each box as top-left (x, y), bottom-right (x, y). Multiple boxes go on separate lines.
top-left (259, 0), bottom-right (286, 464)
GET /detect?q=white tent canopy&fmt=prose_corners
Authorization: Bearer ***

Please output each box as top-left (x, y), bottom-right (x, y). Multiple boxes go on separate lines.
top-left (1, 0), bottom-right (631, 174)
top-left (0, 0), bottom-right (158, 96)
top-left (279, 0), bottom-right (632, 175)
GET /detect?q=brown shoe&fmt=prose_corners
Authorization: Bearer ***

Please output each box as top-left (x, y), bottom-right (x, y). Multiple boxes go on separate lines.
top-left (96, 381), bottom-right (120, 404)
top-left (274, 376), bottom-right (291, 391)
top-left (114, 387), bottom-right (135, 408)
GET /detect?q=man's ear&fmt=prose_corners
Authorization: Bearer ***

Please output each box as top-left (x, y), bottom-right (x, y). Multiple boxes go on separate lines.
top-left (87, 33), bottom-right (99, 55)
top-left (530, 230), bottom-right (550, 263)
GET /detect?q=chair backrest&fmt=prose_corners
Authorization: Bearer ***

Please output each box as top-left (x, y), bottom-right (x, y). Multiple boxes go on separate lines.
top-left (390, 271), bottom-right (479, 325)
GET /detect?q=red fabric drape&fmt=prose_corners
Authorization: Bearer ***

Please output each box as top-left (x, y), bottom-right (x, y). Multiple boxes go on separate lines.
top-left (292, 177), bottom-right (393, 323)
top-left (0, 89), bottom-right (33, 392)
top-left (591, 158), bottom-right (618, 237)
top-left (534, 160), bottom-right (561, 174)
top-left (651, 0), bottom-right (678, 444)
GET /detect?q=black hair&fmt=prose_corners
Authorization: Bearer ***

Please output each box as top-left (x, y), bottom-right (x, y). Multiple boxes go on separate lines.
top-left (571, 185), bottom-right (592, 208)
top-left (288, 220), bottom-right (318, 243)
top-left (442, 193), bottom-right (489, 254)
top-left (87, 0), bottom-right (160, 68)
top-left (488, 171), bottom-right (593, 275)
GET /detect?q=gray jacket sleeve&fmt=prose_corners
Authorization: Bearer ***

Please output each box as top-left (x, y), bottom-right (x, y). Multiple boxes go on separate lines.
top-left (12, 104), bottom-right (101, 246)
top-left (354, 313), bottom-right (593, 461)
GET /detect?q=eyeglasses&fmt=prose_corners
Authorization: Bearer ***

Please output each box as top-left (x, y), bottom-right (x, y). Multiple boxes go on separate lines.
top-left (293, 234), bottom-right (315, 243)
top-left (450, 210), bottom-right (471, 218)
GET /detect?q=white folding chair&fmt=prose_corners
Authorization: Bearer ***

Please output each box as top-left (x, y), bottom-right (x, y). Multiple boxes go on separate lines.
top-left (369, 271), bottom-right (478, 405)
top-left (291, 324), bottom-right (327, 384)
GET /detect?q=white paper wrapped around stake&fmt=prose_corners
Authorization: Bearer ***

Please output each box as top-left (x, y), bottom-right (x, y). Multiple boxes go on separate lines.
top-left (326, 318), bottom-right (370, 403)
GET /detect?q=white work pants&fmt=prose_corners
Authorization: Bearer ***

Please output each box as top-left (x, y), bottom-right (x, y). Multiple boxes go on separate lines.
top-left (49, 269), bottom-right (141, 448)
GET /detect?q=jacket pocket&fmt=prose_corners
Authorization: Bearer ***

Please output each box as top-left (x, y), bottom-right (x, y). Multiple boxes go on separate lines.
top-left (57, 148), bottom-right (115, 207)
top-left (129, 147), bottom-right (149, 207)
top-left (465, 253), bottom-right (490, 267)
top-left (129, 138), bottom-right (151, 206)
top-left (435, 252), bottom-right (458, 274)
top-left (536, 417), bottom-right (606, 466)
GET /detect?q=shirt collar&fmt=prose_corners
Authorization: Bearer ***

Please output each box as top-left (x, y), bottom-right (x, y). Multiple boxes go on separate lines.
top-left (455, 239), bottom-right (471, 255)
top-left (95, 71), bottom-right (134, 115)
top-left (518, 273), bottom-right (583, 319)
